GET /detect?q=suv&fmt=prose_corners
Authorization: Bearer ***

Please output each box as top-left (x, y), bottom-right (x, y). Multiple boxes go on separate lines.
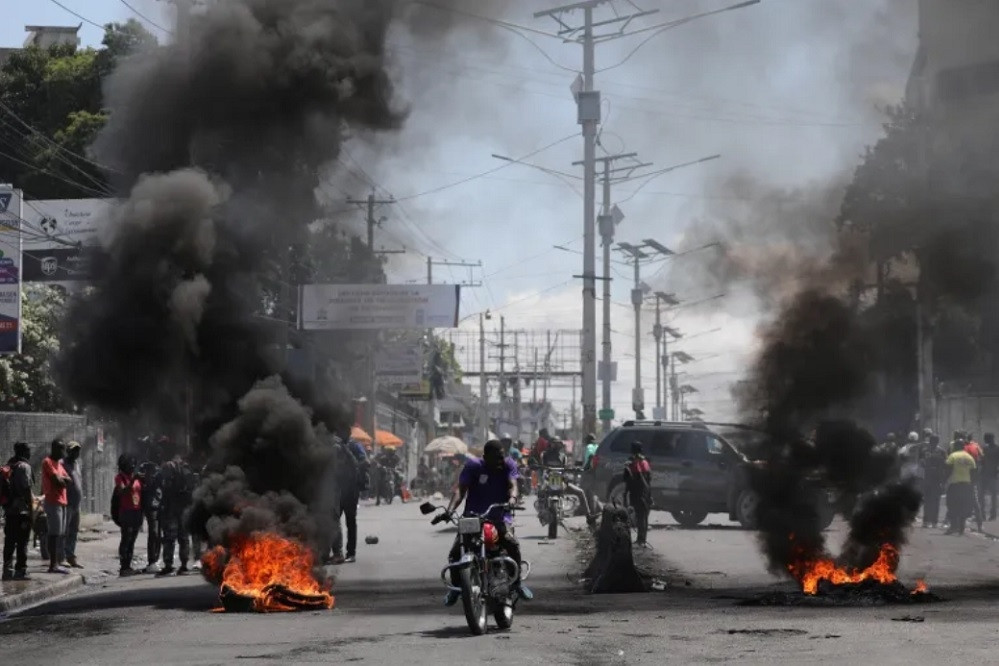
top-left (585, 420), bottom-right (834, 529)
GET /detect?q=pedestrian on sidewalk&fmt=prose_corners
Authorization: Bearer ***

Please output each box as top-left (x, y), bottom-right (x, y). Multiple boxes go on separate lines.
top-left (623, 441), bottom-right (652, 548)
top-left (41, 440), bottom-right (72, 574)
top-left (113, 454), bottom-right (143, 576)
top-left (137, 442), bottom-right (163, 573)
top-left (2, 442), bottom-right (34, 581)
top-left (922, 435), bottom-right (946, 528)
top-left (980, 433), bottom-right (999, 521)
top-left (63, 441), bottom-right (85, 569)
top-left (156, 444), bottom-right (195, 576)
top-left (945, 440), bottom-right (977, 536)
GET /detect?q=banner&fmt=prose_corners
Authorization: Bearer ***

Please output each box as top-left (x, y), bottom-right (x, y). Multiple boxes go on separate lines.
top-left (0, 187), bottom-right (23, 354)
top-left (299, 284), bottom-right (460, 330)
top-left (21, 198), bottom-right (114, 283)
top-left (375, 341), bottom-right (424, 385)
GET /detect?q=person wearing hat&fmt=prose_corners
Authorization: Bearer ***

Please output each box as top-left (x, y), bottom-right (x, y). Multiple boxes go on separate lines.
top-left (63, 441), bottom-right (85, 569)
top-left (2, 442), bottom-right (34, 580)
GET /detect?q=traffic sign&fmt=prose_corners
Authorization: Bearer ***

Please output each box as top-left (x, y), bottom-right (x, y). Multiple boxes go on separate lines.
top-left (598, 408), bottom-right (615, 421)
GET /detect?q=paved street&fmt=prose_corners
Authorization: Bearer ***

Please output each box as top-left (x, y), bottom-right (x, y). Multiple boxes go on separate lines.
top-left (4, 501), bottom-right (999, 664)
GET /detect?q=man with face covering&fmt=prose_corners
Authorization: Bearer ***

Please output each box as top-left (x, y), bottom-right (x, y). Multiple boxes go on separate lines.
top-left (443, 440), bottom-right (531, 606)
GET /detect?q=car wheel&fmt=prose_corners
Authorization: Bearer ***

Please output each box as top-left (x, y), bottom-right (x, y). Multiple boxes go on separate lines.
top-left (671, 509), bottom-right (708, 528)
top-left (735, 488), bottom-right (760, 530)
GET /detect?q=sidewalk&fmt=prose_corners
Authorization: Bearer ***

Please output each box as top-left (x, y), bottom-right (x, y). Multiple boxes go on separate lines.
top-left (0, 514), bottom-right (121, 614)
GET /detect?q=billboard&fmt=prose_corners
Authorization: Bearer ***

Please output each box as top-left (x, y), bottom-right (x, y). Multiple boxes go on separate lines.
top-left (299, 284), bottom-right (461, 330)
top-left (0, 187), bottom-right (23, 354)
top-left (21, 198), bottom-right (114, 283)
top-left (375, 341), bottom-right (424, 385)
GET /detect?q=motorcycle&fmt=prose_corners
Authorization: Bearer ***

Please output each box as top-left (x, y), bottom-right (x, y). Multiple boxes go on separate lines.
top-left (421, 501), bottom-right (531, 636)
top-left (374, 464), bottom-right (395, 505)
top-left (533, 467), bottom-right (581, 540)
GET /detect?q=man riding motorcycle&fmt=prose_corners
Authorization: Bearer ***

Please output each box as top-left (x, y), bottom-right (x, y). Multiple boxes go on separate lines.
top-left (442, 440), bottom-right (532, 606)
top-left (537, 438), bottom-right (596, 527)
top-left (374, 448), bottom-right (403, 504)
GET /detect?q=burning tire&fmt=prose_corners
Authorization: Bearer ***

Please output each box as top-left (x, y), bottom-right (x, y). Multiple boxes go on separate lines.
top-left (736, 489), bottom-right (760, 529)
top-left (671, 509), bottom-right (708, 528)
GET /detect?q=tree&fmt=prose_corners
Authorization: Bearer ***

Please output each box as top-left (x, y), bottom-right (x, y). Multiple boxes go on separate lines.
top-left (0, 20), bottom-right (157, 199)
top-left (0, 284), bottom-right (72, 412)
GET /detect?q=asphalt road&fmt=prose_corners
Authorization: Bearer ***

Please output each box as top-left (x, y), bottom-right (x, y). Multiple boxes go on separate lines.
top-left (4, 500), bottom-right (999, 665)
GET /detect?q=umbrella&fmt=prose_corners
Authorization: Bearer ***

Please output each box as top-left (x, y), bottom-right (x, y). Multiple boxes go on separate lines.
top-left (425, 435), bottom-right (468, 456)
top-left (351, 426), bottom-right (372, 444)
top-left (375, 429), bottom-right (404, 448)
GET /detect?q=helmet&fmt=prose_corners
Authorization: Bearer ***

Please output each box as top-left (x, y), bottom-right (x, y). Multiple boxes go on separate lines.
top-left (908, 431), bottom-right (919, 443)
top-left (482, 522), bottom-right (500, 548)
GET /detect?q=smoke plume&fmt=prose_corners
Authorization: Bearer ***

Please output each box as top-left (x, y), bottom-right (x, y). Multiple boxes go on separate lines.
top-left (56, 0), bottom-right (422, 558)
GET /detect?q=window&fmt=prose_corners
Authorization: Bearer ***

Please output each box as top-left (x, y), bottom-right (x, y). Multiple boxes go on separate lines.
top-left (675, 431), bottom-right (710, 460)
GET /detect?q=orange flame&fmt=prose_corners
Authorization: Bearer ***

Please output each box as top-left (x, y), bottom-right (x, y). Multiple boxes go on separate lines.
top-left (913, 579), bottom-right (928, 594)
top-left (788, 543), bottom-right (900, 595)
top-left (202, 532), bottom-right (334, 612)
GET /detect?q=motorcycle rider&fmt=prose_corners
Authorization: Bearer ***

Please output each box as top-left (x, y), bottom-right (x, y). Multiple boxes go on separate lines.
top-left (375, 447), bottom-right (402, 504)
top-left (539, 438), bottom-right (596, 527)
top-left (443, 439), bottom-right (532, 606)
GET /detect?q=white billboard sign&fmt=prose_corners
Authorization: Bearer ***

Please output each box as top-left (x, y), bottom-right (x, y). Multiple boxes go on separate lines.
top-left (22, 198), bottom-right (113, 250)
top-left (0, 187), bottom-right (23, 354)
top-left (299, 284), bottom-right (460, 330)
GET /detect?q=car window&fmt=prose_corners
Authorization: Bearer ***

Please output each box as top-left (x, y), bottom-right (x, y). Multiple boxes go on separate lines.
top-left (675, 431), bottom-right (710, 460)
top-left (610, 429), bottom-right (659, 455)
top-left (607, 431), bottom-right (631, 454)
top-left (647, 430), bottom-right (679, 458)
top-left (707, 435), bottom-right (726, 456)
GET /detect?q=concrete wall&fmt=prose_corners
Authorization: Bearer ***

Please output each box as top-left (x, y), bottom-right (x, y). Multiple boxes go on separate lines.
top-left (935, 394), bottom-right (999, 441)
top-left (0, 413), bottom-right (121, 517)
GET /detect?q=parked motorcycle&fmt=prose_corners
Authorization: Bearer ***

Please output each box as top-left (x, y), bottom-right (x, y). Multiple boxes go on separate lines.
top-left (421, 501), bottom-right (531, 636)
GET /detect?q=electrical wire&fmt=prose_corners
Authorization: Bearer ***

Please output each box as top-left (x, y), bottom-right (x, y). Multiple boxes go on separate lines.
top-left (118, 0), bottom-right (173, 35)
top-left (0, 144), bottom-right (109, 199)
top-left (46, 0), bottom-right (107, 30)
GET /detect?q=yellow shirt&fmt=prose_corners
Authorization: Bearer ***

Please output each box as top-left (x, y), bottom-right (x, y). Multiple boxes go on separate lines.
top-left (946, 450), bottom-right (976, 484)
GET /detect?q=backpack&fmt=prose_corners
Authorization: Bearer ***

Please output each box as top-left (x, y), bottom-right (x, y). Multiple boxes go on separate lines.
top-left (0, 463), bottom-right (12, 508)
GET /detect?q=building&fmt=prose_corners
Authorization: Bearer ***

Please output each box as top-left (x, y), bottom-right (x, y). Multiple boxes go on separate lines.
top-left (0, 25), bottom-right (82, 68)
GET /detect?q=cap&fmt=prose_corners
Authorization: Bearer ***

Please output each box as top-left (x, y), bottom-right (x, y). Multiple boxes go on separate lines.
top-left (67, 440), bottom-right (81, 451)
top-left (907, 432), bottom-right (919, 443)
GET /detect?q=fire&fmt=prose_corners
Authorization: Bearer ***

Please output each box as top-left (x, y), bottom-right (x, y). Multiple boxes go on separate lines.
top-left (202, 532), bottom-right (335, 612)
top-left (913, 579), bottom-right (928, 594)
top-left (788, 543), bottom-right (900, 595)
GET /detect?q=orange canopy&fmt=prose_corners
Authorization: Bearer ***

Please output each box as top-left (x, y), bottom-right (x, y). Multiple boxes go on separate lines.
top-left (375, 429), bottom-right (404, 448)
top-left (351, 426), bottom-right (372, 443)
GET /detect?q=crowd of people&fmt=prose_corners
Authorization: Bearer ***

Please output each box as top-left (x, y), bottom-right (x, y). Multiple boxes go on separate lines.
top-left (892, 428), bottom-right (999, 535)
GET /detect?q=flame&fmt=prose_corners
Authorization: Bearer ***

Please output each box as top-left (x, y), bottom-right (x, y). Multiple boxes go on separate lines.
top-left (913, 579), bottom-right (928, 594)
top-left (202, 532), bottom-right (334, 612)
top-left (788, 543), bottom-right (900, 595)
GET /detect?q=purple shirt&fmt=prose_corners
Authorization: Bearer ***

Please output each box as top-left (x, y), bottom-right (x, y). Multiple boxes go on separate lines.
top-left (459, 457), bottom-right (519, 524)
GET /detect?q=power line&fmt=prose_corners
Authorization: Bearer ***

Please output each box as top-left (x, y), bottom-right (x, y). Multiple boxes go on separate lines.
top-left (46, 0), bottom-right (107, 30)
top-left (119, 0), bottom-right (173, 35)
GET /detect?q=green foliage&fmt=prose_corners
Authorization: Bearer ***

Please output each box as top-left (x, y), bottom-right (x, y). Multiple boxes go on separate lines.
top-left (0, 20), bottom-right (156, 199)
top-left (0, 285), bottom-right (73, 412)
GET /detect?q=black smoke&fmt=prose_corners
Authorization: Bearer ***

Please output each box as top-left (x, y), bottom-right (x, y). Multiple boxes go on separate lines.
top-left (56, 0), bottom-right (418, 558)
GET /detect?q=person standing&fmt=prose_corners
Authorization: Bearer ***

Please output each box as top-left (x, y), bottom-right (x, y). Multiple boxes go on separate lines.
top-left (113, 454), bottom-right (143, 576)
top-left (922, 435), bottom-right (946, 528)
top-left (62, 441), bottom-right (85, 569)
top-left (945, 440), bottom-right (977, 536)
top-left (138, 443), bottom-right (163, 573)
top-left (980, 433), bottom-right (999, 521)
top-left (2, 442), bottom-right (34, 580)
top-left (156, 446), bottom-right (195, 576)
top-left (41, 439), bottom-right (72, 574)
top-left (582, 433), bottom-right (598, 469)
top-left (624, 441), bottom-right (653, 547)
top-left (330, 435), bottom-right (368, 564)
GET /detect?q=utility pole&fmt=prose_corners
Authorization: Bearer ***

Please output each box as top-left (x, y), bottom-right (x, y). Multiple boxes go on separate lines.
top-left (617, 240), bottom-right (672, 418)
top-left (479, 311), bottom-right (490, 446)
top-left (498, 316), bottom-right (507, 433)
top-left (651, 293), bottom-right (680, 419)
top-left (347, 192), bottom-right (396, 252)
top-left (513, 331), bottom-right (522, 441)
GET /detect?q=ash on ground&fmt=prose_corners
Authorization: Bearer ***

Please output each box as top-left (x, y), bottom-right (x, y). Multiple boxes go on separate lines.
top-left (738, 580), bottom-right (944, 607)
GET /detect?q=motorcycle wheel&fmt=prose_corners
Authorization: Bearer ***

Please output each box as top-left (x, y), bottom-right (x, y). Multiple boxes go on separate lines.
top-left (460, 564), bottom-right (488, 635)
top-left (493, 598), bottom-right (514, 629)
top-left (547, 515), bottom-right (558, 540)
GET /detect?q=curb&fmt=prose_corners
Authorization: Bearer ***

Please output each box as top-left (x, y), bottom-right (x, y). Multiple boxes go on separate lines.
top-left (0, 574), bottom-right (85, 615)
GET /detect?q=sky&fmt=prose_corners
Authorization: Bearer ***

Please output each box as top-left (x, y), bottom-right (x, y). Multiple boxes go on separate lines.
top-left (5, 0), bottom-right (921, 428)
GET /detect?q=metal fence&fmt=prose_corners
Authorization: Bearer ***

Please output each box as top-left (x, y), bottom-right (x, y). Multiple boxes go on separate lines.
top-left (0, 412), bottom-right (121, 517)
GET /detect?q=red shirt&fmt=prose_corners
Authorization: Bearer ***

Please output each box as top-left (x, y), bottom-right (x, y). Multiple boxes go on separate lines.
top-left (41, 457), bottom-right (68, 505)
top-left (532, 437), bottom-right (550, 459)
top-left (628, 457), bottom-right (651, 476)
top-left (115, 473), bottom-right (142, 512)
top-left (965, 442), bottom-right (983, 462)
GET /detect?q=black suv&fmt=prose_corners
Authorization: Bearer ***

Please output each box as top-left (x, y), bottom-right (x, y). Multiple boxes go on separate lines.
top-left (585, 420), bottom-right (834, 529)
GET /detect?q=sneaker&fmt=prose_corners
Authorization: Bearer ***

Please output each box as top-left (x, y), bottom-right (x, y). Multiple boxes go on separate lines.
top-left (444, 590), bottom-right (461, 607)
top-left (143, 564), bottom-right (160, 574)
top-left (120, 568), bottom-right (137, 577)
top-left (12, 571), bottom-right (31, 581)
top-left (344, 555), bottom-right (356, 564)
top-left (67, 557), bottom-right (84, 569)
top-left (47, 566), bottom-right (71, 575)
top-left (177, 565), bottom-right (190, 576)
top-left (156, 566), bottom-right (175, 577)
top-left (515, 583), bottom-right (534, 601)
top-left (329, 555), bottom-right (346, 565)
top-left (192, 561), bottom-right (202, 571)
top-left (1, 570), bottom-right (12, 581)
